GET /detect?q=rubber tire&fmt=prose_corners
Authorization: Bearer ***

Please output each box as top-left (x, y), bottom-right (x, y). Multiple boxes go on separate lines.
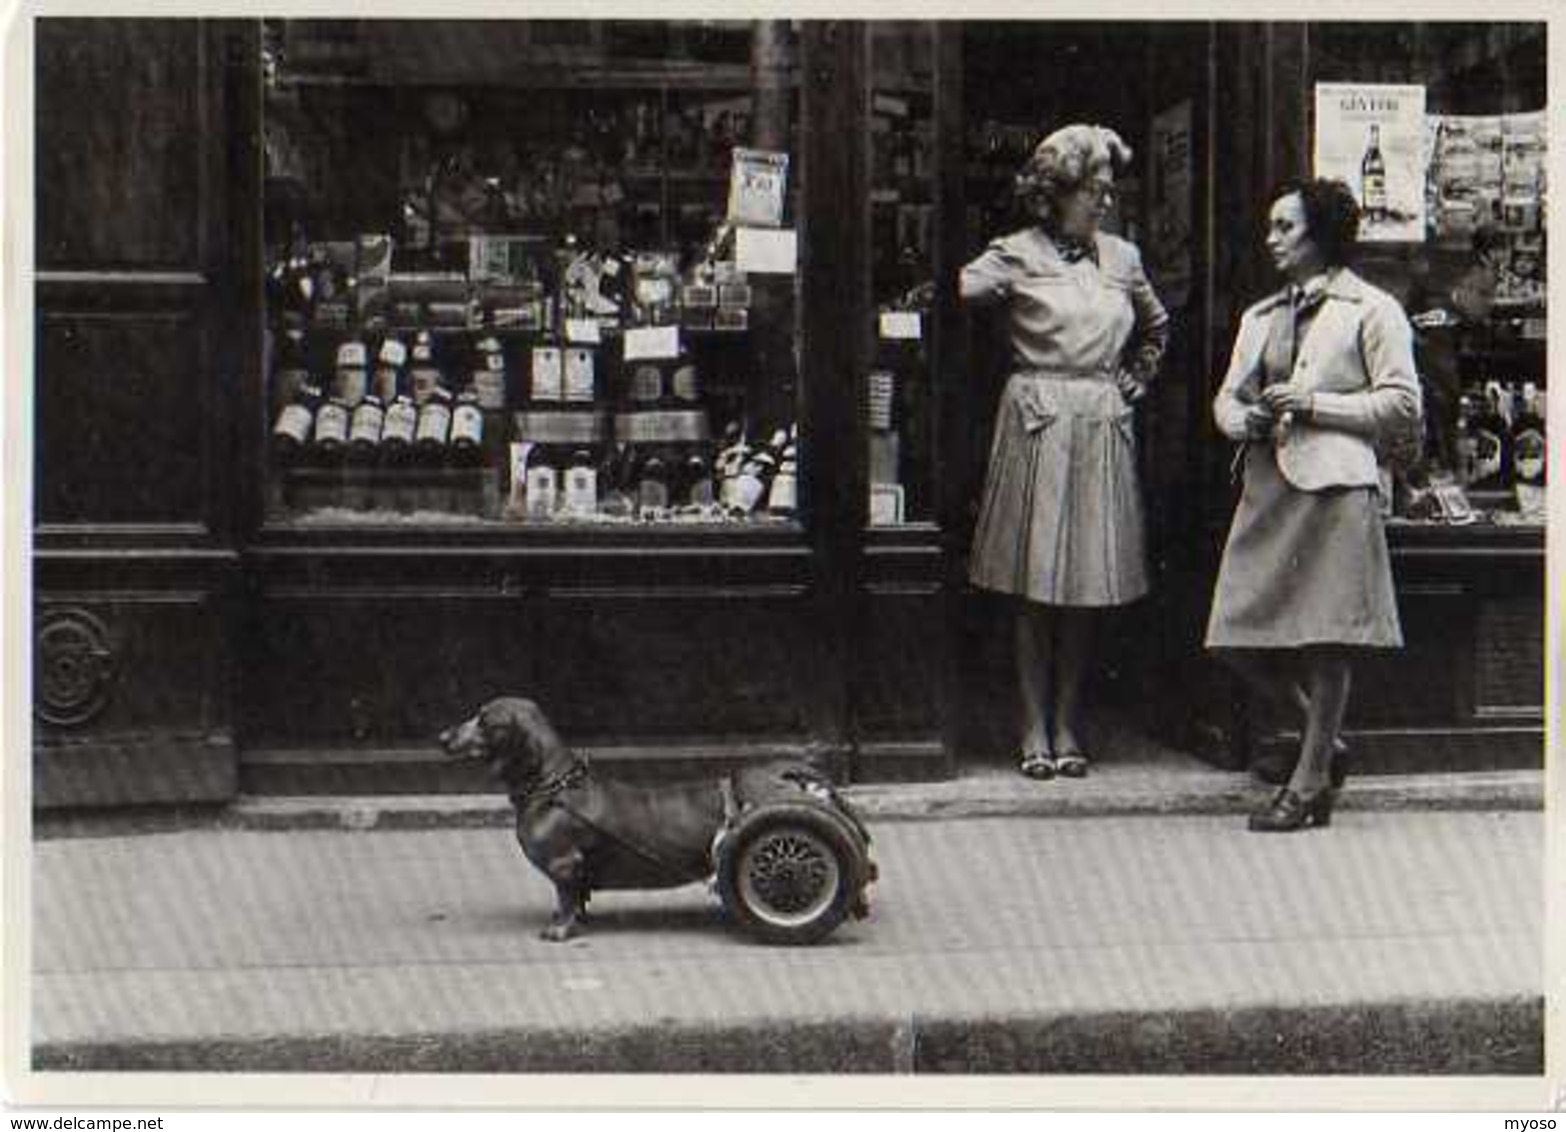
top-left (715, 800), bottom-right (869, 946)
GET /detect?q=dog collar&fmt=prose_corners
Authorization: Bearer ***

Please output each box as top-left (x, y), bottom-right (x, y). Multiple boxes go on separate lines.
top-left (519, 758), bottom-right (589, 805)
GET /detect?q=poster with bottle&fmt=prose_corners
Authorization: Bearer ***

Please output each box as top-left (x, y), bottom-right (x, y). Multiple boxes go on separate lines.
top-left (1314, 83), bottom-right (1426, 242)
top-left (726, 148), bottom-right (789, 228)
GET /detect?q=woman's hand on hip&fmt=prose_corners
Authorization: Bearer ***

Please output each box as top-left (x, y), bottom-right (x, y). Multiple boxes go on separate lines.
top-left (1115, 369), bottom-right (1148, 405)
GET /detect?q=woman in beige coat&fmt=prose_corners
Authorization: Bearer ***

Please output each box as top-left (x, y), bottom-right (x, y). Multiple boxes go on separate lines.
top-left (1207, 178), bottom-right (1421, 831)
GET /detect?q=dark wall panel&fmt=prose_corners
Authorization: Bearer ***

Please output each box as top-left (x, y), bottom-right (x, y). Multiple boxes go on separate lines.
top-left (35, 18), bottom-right (203, 270)
top-left (35, 592), bottom-right (222, 740)
top-left (533, 591), bottom-right (812, 740)
top-left (240, 591), bottom-right (536, 746)
top-left (36, 311), bottom-right (208, 526)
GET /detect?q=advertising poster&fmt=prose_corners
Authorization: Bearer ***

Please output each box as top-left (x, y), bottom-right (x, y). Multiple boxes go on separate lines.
top-left (1314, 82), bottom-right (1426, 242)
top-left (1148, 100), bottom-right (1194, 308)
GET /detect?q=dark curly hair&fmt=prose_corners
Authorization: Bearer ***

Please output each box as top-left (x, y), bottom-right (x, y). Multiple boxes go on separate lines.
top-left (1269, 177), bottom-right (1361, 266)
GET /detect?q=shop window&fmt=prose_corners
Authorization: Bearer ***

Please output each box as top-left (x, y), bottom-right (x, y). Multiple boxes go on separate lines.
top-left (1308, 22), bottom-right (1546, 528)
top-left (261, 19), bottom-right (803, 529)
top-left (866, 23), bottom-right (936, 528)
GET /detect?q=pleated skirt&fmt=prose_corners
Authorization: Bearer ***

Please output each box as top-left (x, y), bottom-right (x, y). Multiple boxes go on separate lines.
top-left (1205, 443), bottom-right (1403, 650)
top-left (968, 372), bottom-right (1148, 607)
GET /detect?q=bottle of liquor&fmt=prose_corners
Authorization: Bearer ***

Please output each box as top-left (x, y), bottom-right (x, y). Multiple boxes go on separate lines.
top-left (472, 336), bottom-right (509, 411)
top-left (380, 376), bottom-right (419, 467)
top-left (1468, 381), bottom-right (1513, 492)
top-left (408, 332), bottom-right (443, 405)
top-left (348, 391), bottom-right (386, 464)
top-left (332, 339), bottom-right (370, 409)
top-left (414, 381), bottom-right (454, 464)
top-left (271, 369), bottom-right (323, 466)
top-left (525, 445), bottom-right (559, 519)
top-left (449, 379), bottom-right (484, 466)
top-left (562, 448), bottom-right (600, 517)
top-left (637, 451), bottom-right (671, 514)
top-left (1453, 394), bottom-right (1479, 487)
top-left (312, 390), bottom-right (352, 465)
top-left (1361, 124), bottom-right (1388, 224)
top-left (1511, 381), bottom-right (1546, 507)
top-left (769, 426), bottom-right (799, 516)
top-left (681, 451), bottom-right (714, 507)
top-left (271, 327), bottom-right (313, 408)
top-left (373, 336), bottom-right (408, 405)
top-left (715, 421), bottom-right (749, 509)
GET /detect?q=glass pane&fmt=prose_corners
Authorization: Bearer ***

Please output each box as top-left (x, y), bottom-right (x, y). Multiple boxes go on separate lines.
top-left (261, 19), bottom-right (803, 528)
top-left (866, 22), bottom-right (936, 528)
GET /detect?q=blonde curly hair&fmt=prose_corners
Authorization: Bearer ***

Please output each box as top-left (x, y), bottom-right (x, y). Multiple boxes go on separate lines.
top-left (1014, 124), bottom-right (1133, 229)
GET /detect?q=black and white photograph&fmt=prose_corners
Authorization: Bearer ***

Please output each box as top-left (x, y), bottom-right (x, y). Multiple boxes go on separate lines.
top-left (3, 7), bottom-right (1557, 1114)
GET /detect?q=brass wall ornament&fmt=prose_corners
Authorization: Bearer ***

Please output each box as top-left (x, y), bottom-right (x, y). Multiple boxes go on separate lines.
top-left (35, 608), bottom-right (117, 727)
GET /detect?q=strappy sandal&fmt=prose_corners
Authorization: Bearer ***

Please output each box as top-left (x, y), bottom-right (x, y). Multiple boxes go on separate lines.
top-left (1054, 751), bottom-right (1090, 779)
top-left (1018, 751), bottom-right (1057, 780)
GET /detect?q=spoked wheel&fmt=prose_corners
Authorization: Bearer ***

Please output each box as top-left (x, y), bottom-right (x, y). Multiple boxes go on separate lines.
top-left (716, 802), bottom-right (870, 945)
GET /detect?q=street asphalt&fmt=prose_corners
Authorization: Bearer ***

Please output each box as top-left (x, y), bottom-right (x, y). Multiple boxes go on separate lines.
top-left (25, 765), bottom-right (1546, 1084)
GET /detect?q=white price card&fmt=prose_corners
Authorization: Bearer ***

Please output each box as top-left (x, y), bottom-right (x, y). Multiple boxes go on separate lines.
top-left (879, 311), bottom-right (923, 340)
top-left (623, 325), bottom-right (681, 361)
top-left (565, 318), bottom-right (602, 344)
top-left (735, 227), bottom-right (798, 275)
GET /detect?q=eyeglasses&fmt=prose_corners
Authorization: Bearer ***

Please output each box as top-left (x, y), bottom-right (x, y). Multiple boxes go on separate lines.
top-left (1077, 181), bottom-right (1116, 203)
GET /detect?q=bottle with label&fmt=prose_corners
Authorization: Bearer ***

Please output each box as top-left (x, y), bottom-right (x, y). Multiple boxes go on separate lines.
top-left (769, 426), bottom-right (799, 516)
top-left (373, 336), bottom-right (408, 405)
top-left (332, 339), bottom-right (370, 409)
top-left (563, 346), bottom-right (597, 404)
top-left (1468, 382), bottom-right (1513, 492)
top-left (525, 445), bottom-right (559, 519)
top-left (472, 336), bottom-right (509, 411)
top-left (680, 451), bottom-right (714, 508)
top-left (271, 371), bottom-right (323, 466)
top-left (414, 382), bottom-right (454, 464)
top-left (637, 452), bottom-right (671, 515)
top-left (1511, 382), bottom-right (1546, 519)
top-left (1453, 394), bottom-right (1479, 487)
top-left (449, 380), bottom-right (485, 466)
top-left (272, 327), bottom-right (313, 409)
top-left (380, 385), bottom-right (419, 467)
top-left (531, 342), bottom-right (565, 403)
top-left (562, 448), bottom-right (600, 517)
top-left (408, 332), bottom-right (444, 405)
top-left (1361, 124), bottom-right (1387, 223)
top-left (312, 391), bottom-right (352, 465)
top-left (348, 392), bottom-right (386, 464)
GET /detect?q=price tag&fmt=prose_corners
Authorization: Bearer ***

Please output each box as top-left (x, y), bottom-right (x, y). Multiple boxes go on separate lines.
top-left (735, 228), bottom-right (798, 275)
top-left (566, 318), bottom-right (603, 344)
top-left (879, 311), bottom-right (923, 340)
top-left (623, 325), bottom-right (681, 361)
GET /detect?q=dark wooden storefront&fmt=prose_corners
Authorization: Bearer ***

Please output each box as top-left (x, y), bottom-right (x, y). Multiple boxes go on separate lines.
top-left (31, 19), bottom-right (1544, 809)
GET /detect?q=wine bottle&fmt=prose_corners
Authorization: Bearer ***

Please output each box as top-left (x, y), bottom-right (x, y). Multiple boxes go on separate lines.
top-left (1453, 394), bottom-right (1479, 487)
top-left (271, 371), bottom-right (323, 467)
top-left (414, 382), bottom-right (454, 464)
top-left (1469, 381), bottom-right (1513, 492)
top-left (562, 448), bottom-right (599, 517)
top-left (332, 339), bottom-right (370, 409)
top-left (1361, 124), bottom-right (1388, 223)
top-left (312, 392), bottom-right (351, 465)
top-left (1511, 382), bottom-right (1546, 517)
top-left (348, 392), bottom-right (386, 464)
top-left (449, 380), bottom-right (485, 466)
top-left (409, 331), bottom-right (443, 405)
top-left (769, 426), bottom-right (799, 516)
top-left (373, 336), bottom-right (408, 405)
top-left (472, 336), bottom-right (509, 411)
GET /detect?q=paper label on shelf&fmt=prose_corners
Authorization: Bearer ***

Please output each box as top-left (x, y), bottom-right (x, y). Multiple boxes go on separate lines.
top-left (532, 347), bottom-right (563, 400)
top-left (735, 227), bottom-right (797, 275)
top-left (566, 318), bottom-right (603, 344)
top-left (879, 311), bottom-right (922, 340)
top-left (623, 325), bottom-right (681, 361)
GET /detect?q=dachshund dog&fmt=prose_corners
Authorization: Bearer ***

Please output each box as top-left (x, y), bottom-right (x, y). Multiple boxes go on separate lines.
top-left (441, 697), bottom-right (738, 941)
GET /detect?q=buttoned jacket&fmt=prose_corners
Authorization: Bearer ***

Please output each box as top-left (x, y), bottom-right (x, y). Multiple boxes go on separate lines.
top-left (1213, 268), bottom-right (1422, 492)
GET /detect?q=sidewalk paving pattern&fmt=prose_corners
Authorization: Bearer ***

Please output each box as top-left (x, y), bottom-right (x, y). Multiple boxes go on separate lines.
top-left (31, 796), bottom-right (1543, 1074)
